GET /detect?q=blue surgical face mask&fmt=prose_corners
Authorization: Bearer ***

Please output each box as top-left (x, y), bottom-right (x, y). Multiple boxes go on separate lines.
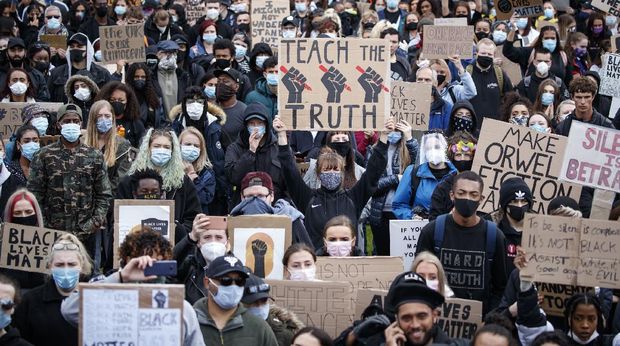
top-left (151, 148), bottom-right (172, 167)
top-left (114, 5), bottom-right (127, 15)
top-left (386, 0), bottom-right (398, 9)
top-left (516, 18), bottom-right (528, 30)
top-left (543, 8), bottom-right (554, 19)
top-left (96, 117), bottom-right (113, 134)
top-left (295, 2), bottom-right (307, 12)
top-left (209, 279), bottom-right (244, 309)
top-left (255, 56), bottom-right (268, 69)
top-left (542, 38), bottom-right (557, 52)
top-left (52, 267), bottom-right (80, 291)
top-left (20, 141), bottom-right (40, 161)
top-left (47, 17), bottom-right (61, 30)
top-left (203, 33), bottom-right (217, 44)
top-left (181, 145), bottom-right (200, 162)
top-left (247, 303), bottom-right (270, 320)
top-left (234, 45), bottom-right (247, 59)
top-left (204, 85), bottom-right (216, 98)
top-left (387, 131), bottom-right (402, 144)
top-left (31, 117), bottom-right (48, 136)
top-left (94, 50), bottom-right (102, 62)
top-left (247, 125), bottom-right (266, 137)
top-left (0, 311), bottom-right (10, 330)
top-left (530, 124), bottom-right (548, 133)
top-left (61, 123), bottom-right (81, 143)
top-left (319, 171), bottom-right (341, 190)
top-left (541, 92), bottom-right (554, 106)
top-left (266, 73), bottom-right (278, 86)
top-left (493, 30), bottom-right (507, 44)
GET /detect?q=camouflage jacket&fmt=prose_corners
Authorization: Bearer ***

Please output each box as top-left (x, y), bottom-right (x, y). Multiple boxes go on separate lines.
top-left (27, 139), bottom-right (112, 239)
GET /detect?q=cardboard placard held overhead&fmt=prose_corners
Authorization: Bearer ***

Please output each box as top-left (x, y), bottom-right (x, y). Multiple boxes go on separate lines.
top-left (599, 53), bottom-right (620, 98)
top-left (251, 0), bottom-right (289, 49)
top-left (422, 25), bottom-right (474, 59)
top-left (591, 0), bottom-right (620, 17)
top-left (434, 17), bottom-right (468, 26)
top-left (114, 200), bottom-right (175, 268)
top-left (228, 215), bottom-right (291, 280)
top-left (266, 279), bottom-right (356, 338)
top-left (495, 0), bottom-right (544, 20)
top-left (389, 220), bottom-right (428, 270)
top-left (437, 298), bottom-right (483, 339)
top-left (99, 24), bottom-right (145, 64)
top-left (40, 34), bottom-right (67, 49)
top-left (471, 119), bottom-right (582, 213)
top-left (0, 102), bottom-right (62, 139)
top-left (559, 122), bottom-right (620, 193)
top-left (79, 283), bottom-right (184, 346)
top-left (278, 38), bottom-right (391, 130)
top-left (535, 283), bottom-right (592, 317)
top-left (0, 223), bottom-right (65, 273)
top-left (390, 82), bottom-right (432, 131)
top-left (315, 256), bottom-right (404, 293)
top-left (185, 4), bottom-right (205, 26)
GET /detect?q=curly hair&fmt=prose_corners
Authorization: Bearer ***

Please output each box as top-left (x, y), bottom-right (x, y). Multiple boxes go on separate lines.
top-left (126, 62), bottom-right (160, 110)
top-left (94, 81), bottom-right (141, 122)
top-left (500, 92), bottom-right (533, 123)
top-left (129, 168), bottom-right (163, 194)
top-left (569, 76), bottom-right (597, 97)
top-left (118, 227), bottom-right (173, 267)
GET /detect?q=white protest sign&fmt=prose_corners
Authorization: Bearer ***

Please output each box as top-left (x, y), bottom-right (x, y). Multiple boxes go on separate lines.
top-left (599, 53), bottom-right (620, 98)
top-left (389, 220), bottom-right (428, 270)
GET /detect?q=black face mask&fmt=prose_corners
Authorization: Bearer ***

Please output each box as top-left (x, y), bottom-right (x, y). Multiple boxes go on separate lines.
top-left (507, 204), bottom-right (528, 221)
top-left (111, 101), bottom-right (126, 116)
top-left (215, 58), bottom-right (231, 69)
top-left (12, 215), bottom-right (38, 226)
top-left (10, 57), bottom-right (23, 67)
top-left (33, 61), bottom-right (50, 73)
top-left (453, 117), bottom-right (473, 132)
top-left (96, 5), bottom-right (108, 17)
top-left (452, 160), bottom-right (473, 172)
top-left (475, 31), bottom-right (489, 40)
top-left (405, 22), bottom-right (418, 31)
top-left (328, 141), bottom-right (351, 158)
top-left (134, 80), bottom-right (146, 90)
top-left (70, 49), bottom-right (85, 63)
top-left (477, 55), bottom-right (493, 68)
top-left (237, 23), bottom-right (250, 32)
top-left (436, 74), bottom-right (446, 85)
top-left (216, 82), bottom-right (236, 102)
top-left (453, 198), bottom-right (479, 217)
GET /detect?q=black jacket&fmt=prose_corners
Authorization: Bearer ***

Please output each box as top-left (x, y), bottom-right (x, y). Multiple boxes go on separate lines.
top-left (0, 172), bottom-right (23, 219)
top-left (278, 141), bottom-right (388, 250)
top-left (13, 280), bottom-right (78, 346)
top-left (0, 328), bottom-right (33, 346)
top-left (174, 235), bottom-right (209, 305)
top-left (144, 18), bottom-right (184, 44)
top-left (428, 172), bottom-right (457, 221)
top-left (77, 16), bottom-right (116, 42)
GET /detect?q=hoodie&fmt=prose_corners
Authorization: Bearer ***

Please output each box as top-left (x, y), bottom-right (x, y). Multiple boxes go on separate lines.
top-left (446, 100), bottom-right (479, 137)
top-left (64, 74), bottom-right (100, 126)
top-left (244, 77), bottom-right (278, 118)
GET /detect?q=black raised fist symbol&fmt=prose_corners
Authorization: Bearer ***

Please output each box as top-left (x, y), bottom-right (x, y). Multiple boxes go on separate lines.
top-left (321, 66), bottom-right (347, 103)
top-left (282, 67), bottom-right (307, 103)
top-left (252, 239), bottom-right (268, 277)
top-left (357, 66), bottom-right (383, 103)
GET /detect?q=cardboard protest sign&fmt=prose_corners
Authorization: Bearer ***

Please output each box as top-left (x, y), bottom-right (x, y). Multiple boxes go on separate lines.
top-left (79, 283), bottom-right (184, 345)
top-left (471, 119), bottom-right (582, 213)
top-left (520, 214), bottom-right (620, 288)
top-left (599, 53), bottom-right (620, 98)
top-left (316, 256), bottom-right (404, 294)
top-left (185, 4), bottom-right (205, 26)
top-left (99, 24), bottom-right (145, 64)
top-left (535, 283), bottom-right (591, 317)
top-left (389, 220), bottom-right (428, 270)
top-left (559, 122), bottom-right (620, 193)
top-left (251, 0), bottom-right (288, 49)
top-left (229, 215), bottom-right (291, 280)
top-left (0, 102), bottom-right (62, 139)
top-left (266, 279), bottom-right (355, 338)
top-left (437, 298), bottom-right (483, 339)
top-left (354, 289), bottom-right (388, 317)
top-left (278, 38), bottom-right (391, 130)
top-left (496, 44), bottom-right (523, 86)
top-left (114, 200), bottom-right (175, 267)
top-left (495, 0), bottom-right (544, 20)
top-left (422, 25), bottom-right (474, 59)
top-left (0, 223), bottom-right (65, 273)
top-left (40, 34), bottom-right (66, 49)
top-left (591, 0), bottom-right (620, 16)
top-left (390, 82), bottom-right (432, 131)
top-left (434, 17), bottom-right (468, 26)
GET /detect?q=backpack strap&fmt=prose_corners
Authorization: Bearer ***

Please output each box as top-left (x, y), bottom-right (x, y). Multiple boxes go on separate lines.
top-left (409, 165), bottom-right (422, 206)
top-left (494, 66), bottom-right (504, 97)
top-left (448, 86), bottom-right (457, 104)
top-left (434, 214), bottom-right (447, 254)
top-left (485, 220), bottom-right (497, 263)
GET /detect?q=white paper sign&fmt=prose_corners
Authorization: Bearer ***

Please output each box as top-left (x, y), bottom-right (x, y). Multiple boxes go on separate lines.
top-left (389, 220), bottom-right (428, 270)
top-left (82, 289), bottom-right (139, 345)
top-left (600, 53), bottom-right (620, 98)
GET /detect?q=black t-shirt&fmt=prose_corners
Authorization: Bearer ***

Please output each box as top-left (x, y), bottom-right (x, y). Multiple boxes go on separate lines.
top-left (429, 166), bottom-right (450, 181)
top-left (384, 9), bottom-right (400, 24)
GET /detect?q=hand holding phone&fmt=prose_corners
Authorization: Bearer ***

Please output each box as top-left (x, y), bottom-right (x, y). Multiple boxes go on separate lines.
top-left (143, 260), bottom-right (177, 277)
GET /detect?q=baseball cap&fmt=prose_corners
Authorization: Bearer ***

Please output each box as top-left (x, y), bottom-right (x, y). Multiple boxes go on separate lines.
top-left (241, 273), bottom-right (272, 304)
top-left (281, 16), bottom-right (299, 27)
top-left (385, 272), bottom-right (445, 315)
top-left (57, 103), bottom-right (83, 121)
top-left (205, 255), bottom-right (249, 278)
top-left (68, 33), bottom-right (88, 46)
top-left (157, 40), bottom-right (180, 52)
top-left (214, 67), bottom-right (241, 83)
top-left (8, 37), bottom-right (25, 49)
top-left (241, 172), bottom-right (274, 192)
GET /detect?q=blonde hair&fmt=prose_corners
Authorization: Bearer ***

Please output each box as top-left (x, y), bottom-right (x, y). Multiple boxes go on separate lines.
top-left (48, 233), bottom-right (93, 275)
top-left (411, 251), bottom-right (450, 297)
top-left (3, 189), bottom-right (44, 226)
top-left (85, 100), bottom-right (118, 168)
top-left (178, 127), bottom-right (212, 172)
top-left (370, 19), bottom-right (393, 38)
top-left (359, 10), bottom-right (379, 33)
top-left (430, 59), bottom-right (452, 87)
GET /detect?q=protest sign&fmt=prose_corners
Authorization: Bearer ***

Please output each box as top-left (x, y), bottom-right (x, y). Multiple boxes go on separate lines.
top-left (389, 220), bottom-right (428, 270)
top-left (229, 215), bottom-right (291, 280)
top-left (0, 223), bottom-right (65, 273)
top-left (591, 0), bottom-right (620, 16)
top-left (520, 214), bottom-right (620, 288)
top-left (40, 34), bottom-right (66, 49)
top-left (559, 122), bottom-right (620, 193)
top-left (390, 82), bottom-right (432, 131)
top-left (266, 279), bottom-right (355, 338)
top-left (354, 289), bottom-right (388, 317)
top-left (437, 298), bottom-right (483, 339)
top-left (495, 0), bottom-right (544, 20)
top-left (278, 38), bottom-right (391, 130)
top-left (316, 256), bottom-right (404, 294)
top-left (99, 24), bottom-right (145, 64)
top-left (599, 53), bottom-right (620, 98)
top-left (0, 102), bottom-right (62, 139)
top-left (185, 4), bottom-right (205, 25)
top-left (551, 0), bottom-right (570, 10)
top-left (114, 200), bottom-right (175, 267)
top-left (251, 0), bottom-right (288, 49)
top-left (434, 17), bottom-right (468, 26)
top-left (471, 119), bottom-right (582, 213)
top-left (535, 283), bottom-right (591, 317)
top-left (79, 283), bottom-right (184, 346)
top-left (422, 25), bottom-right (474, 59)
top-left (612, 35), bottom-right (620, 53)
top-left (496, 44), bottom-right (523, 85)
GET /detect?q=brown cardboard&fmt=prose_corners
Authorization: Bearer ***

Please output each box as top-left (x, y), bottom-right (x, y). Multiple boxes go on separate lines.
top-left (495, 44), bottom-right (523, 86)
top-left (437, 298), bottom-right (483, 339)
top-left (577, 219), bottom-right (620, 288)
top-left (591, 0), bottom-right (620, 17)
top-left (496, 0), bottom-right (544, 20)
top-left (0, 223), bottom-right (65, 273)
top-left (421, 25), bottom-right (474, 59)
top-left (315, 256), bottom-right (404, 294)
top-left (0, 102), bottom-right (62, 138)
top-left (535, 283), bottom-right (592, 317)
top-left (251, 0), bottom-right (289, 49)
top-left (390, 81), bottom-right (432, 131)
top-left (99, 24), bottom-right (145, 64)
top-left (40, 34), bottom-right (67, 49)
top-left (354, 289), bottom-right (388, 318)
top-left (434, 17), bottom-right (469, 26)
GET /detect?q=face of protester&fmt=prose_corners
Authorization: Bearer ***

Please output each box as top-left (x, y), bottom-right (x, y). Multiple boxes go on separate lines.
top-left (450, 178), bottom-right (483, 204)
top-left (397, 302), bottom-right (438, 345)
top-left (198, 229), bottom-right (227, 247)
top-left (242, 184), bottom-right (273, 205)
top-left (13, 199), bottom-right (35, 218)
top-left (415, 261), bottom-right (438, 284)
top-left (285, 250), bottom-right (315, 279)
top-left (474, 332), bottom-right (510, 346)
top-left (0, 283), bottom-right (15, 319)
top-left (571, 304), bottom-right (598, 342)
top-left (134, 178), bottom-right (161, 198)
top-left (292, 333), bottom-right (322, 346)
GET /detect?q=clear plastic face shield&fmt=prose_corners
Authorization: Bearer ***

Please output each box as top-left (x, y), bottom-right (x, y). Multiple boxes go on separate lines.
top-left (420, 132), bottom-right (448, 166)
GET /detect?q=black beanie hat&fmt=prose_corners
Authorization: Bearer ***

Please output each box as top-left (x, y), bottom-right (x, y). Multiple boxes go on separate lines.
top-left (499, 177), bottom-right (533, 211)
top-left (547, 196), bottom-right (579, 214)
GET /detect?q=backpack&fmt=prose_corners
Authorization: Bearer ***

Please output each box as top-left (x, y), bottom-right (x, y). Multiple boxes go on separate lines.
top-left (466, 64), bottom-right (504, 97)
top-left (408, 165), bottom-right (422, 207)
top-left (433, 214), bottom-right (497, 264)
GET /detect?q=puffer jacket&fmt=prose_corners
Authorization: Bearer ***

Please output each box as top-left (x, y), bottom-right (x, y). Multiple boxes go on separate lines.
top-left (368, 138), bottom-right (418, 226)
top-left (64, 74), bottom-right (100, 125)
top-left (267, 305), bottom-right (305, 346)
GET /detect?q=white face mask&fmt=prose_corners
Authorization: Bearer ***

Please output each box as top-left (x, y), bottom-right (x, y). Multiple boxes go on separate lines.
top-left (326, 241), bottom-right (352, 257)
top-left (200, 241), bottom-right (227, 262)
top-left (426, 149), bottom-right (446, 165)
top-left (186, 102), bottom-right (204, 120)
top-left (324, 32), bottom-right (337, 38)
top-left (288, 267), bottom-right (315, 281)
top-left (74, 87), bottom-right (91, 101)
top-left (9, 81), bottom-right (27, 96)
top-left (536, 61), bottom-right (549, 75)
top-left (426, 278), bottom-right (440, 291)
top-left (206, 8), bottom-right (219, 20)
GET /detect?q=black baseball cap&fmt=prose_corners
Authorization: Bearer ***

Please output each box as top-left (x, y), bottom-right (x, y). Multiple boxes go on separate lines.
top-left (281, 16), bottom-right (299, 27)
top-left (205, 255), bottom-right (249, 278)
top-left (241, 273), bottom-right (272, 304)
top-left (68, 33), bottom-right (88, 46)
top-left (385, 272), bottom-right (445, 315)
top-left (214, 67), bottom-right (241, 83)
top-left (8, 37), bottom-right (25, 49)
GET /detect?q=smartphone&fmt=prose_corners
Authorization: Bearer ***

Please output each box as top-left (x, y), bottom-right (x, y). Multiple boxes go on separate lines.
top-left (144, 260), bottom-right (177, 277)
top-left (206, 216), bottom-right (227, 230)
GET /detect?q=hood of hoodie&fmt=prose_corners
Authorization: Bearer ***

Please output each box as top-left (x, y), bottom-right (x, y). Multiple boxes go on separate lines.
top-left (65, 33), bottom-right (94, 77)
top-left (64, 74), bottom-right (100, 103)
top-left (239, 103), bottom-right (275, 147)
top-left (168, 101), bottom-right (227, 126)
top-left (448, 100), bottom-right (478, 132)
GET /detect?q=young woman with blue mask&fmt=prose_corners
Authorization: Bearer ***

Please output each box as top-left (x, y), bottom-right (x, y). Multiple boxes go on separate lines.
top-left (532, 79), bottom-right (560, 119)
top-left (232, 33), bottom-right (251, 74)
top-left (179, 127), bottom-right (215, 213)
top-left (6, 125), bottom-right (39, 185)
top-left (527, 113), bottom-right (552, 134)
top-left (13, 234), bottom-right (92, 346)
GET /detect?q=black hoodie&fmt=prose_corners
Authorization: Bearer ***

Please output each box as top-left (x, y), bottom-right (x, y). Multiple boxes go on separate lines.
top-left (0, 327), bottom-right (32, 346)
top-left (446, 100), bottom-right (480, 138)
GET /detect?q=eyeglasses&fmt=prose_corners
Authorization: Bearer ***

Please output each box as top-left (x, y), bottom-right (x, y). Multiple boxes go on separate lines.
top-left (52, 242), bottom-right (79, 251)
top-left (46, 15), bottom-right (61, 19)
top-left (0, 299), bottom-right (14, 310)
top-left (215, 276), bottom-right (246, 287)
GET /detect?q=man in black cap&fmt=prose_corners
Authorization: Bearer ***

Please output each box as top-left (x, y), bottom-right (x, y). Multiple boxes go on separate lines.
top-left (151, 40), bottom-right (191, 116)
top-left (48, 33), bottom-right (113, 102)
top-left (194, 255), bottom-right (278, 345)
top-left (215, 67), bottom-right (247, 148)
top-left (281, 16), bottom-right (299, 39)
top-left (0, 37), bottom-right (50, 101)
top-left (498, 177), bottom-right (533, 274)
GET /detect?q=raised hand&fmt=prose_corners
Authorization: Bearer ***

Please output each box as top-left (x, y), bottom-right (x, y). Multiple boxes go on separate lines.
top-left (321, 66), bottom-right (347, 103)
top-left (252, 239), bottom-right (268, 277)
top-left (357, 66), bottom-right (383, 103)
top-left (281, 67), bottom-right (307, 103)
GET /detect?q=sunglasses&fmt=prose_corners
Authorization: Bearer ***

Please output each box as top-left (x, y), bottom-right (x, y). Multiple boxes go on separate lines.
top-left (32, 42), bottom-right (50, 50)
top-left (0, 299), bottom-right (14, 311)
top-left (46, 15), bottom-right (61, 19)
top-left (215, 276), bottom-right (246, 287)
top-left (53, 242), bottom-right (79, 251)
